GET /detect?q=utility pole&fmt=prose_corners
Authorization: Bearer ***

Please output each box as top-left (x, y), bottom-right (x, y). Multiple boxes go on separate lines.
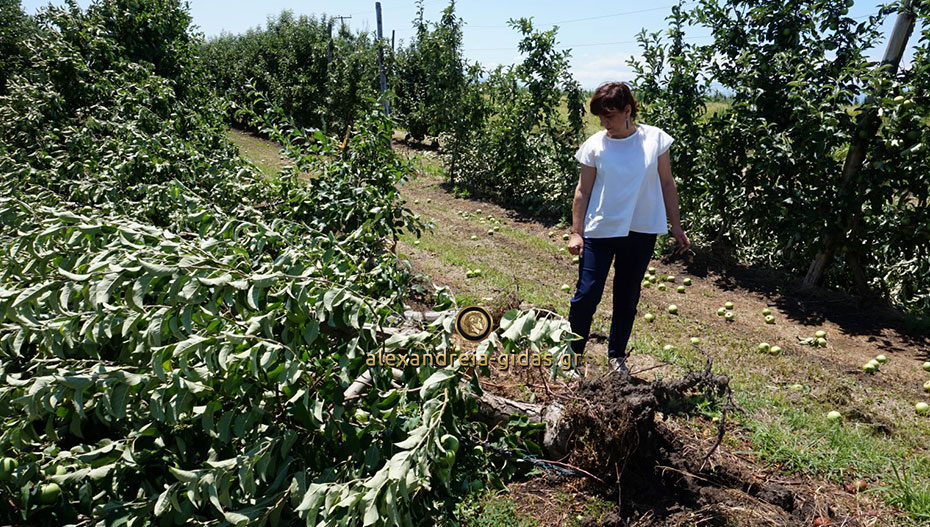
top-left (391, 29), bottom-right (395, 52)
top-left (327, 15), bottom-right (352, 65)
top-left (376, 2), bottom-right (389, 115)
top-left (803, 0), bottom-right (918, 291)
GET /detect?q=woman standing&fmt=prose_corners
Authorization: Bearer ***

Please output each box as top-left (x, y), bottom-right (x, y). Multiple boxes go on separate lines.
top-left (567, 82), bottom-right (690, 374)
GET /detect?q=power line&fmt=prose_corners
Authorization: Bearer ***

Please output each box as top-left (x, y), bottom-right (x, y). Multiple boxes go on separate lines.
top-left (465, 34), bottom-right (713, 52)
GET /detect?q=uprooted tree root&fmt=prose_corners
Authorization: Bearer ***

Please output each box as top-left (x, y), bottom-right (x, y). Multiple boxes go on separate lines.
top-left (475, 359), bottom-right (849, 526)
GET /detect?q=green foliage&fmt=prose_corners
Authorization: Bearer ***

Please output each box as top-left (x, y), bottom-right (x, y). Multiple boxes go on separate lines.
top-left (440, 18), bottom-right (585, 220)
top-left (393, 0), bottom-right (467, 141)
top-left (0, 0), bottom-right (33, 95)
top-left (630, 0), bottom-right (930, 315)
top-left (200, 11), bottom-right (382, 135)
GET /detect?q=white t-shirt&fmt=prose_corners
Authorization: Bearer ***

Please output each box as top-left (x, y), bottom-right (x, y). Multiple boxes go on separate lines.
top-left (574, 124), bottom-right (674, 238)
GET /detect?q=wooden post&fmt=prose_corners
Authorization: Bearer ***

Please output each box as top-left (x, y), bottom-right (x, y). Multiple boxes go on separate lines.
top-left (376, 2), bottom-right (389, 115)
top-left (803, 0), bottom-right (917, 289)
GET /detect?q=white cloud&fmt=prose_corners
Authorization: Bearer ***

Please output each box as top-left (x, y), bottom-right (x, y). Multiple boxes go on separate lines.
top-left (570, 54), bottom-right (639, 89)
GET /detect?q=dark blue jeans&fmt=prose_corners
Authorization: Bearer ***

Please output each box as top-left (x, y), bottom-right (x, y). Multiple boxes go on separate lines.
top-left (568, 232), bottom-right (657, 359)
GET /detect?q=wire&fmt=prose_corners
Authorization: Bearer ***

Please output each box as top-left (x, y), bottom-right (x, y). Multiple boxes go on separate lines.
top-left (465, 34), bottom-right (712, 52)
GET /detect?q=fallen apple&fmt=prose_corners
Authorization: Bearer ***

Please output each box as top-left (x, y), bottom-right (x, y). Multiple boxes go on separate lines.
top-left (663, 344), bottom-right (674, 352)
top-left (548, 231), bottom-right (555, 237)
top-left (642, 280), bottom-right (651, 288)
top-left (862, 363), bottom-right (877, 374)
top-left (644, 313), bottom-right (655, 322)
top-left (470, 235), bottom-right (478, 241)
top-left (668, 304), bottom-right (678, 314)
top-left (924, 362), bottom-right (930, 372)
top-left (724, 311), bottom-right (735, 321)
top-left (758, 342), bottom-right (770, 353)
top-left (657, 284), bottom-right (667, 291)
top-left (413, 199), bottom-right (419, 204)
top-left (487, 229), bottom-right (494, 235)
top-left (413, 240), bottom-right (420, 246)
top-left (875, 354), bottom-right (888, 363)
top-left (667, 275), bottom-right (676, 283)
top-left (648, 267), bottom-right (656, 274)
top-left (475, 209), bottom-right (482, 214)
top-left (677, 286), bottom-right (686, 293)
top-left (765, 315), bottom-right (775, 324)
top-left (924, 380), bottom-right (930, 392)
top-left (690, 337), bottom-right (701, 345)
top-left (683, 277), bottom-right (692, 286)
top-left (561, 284), bottom-right (571, 292)
top-left (761, 308), bottom-right (771, 316)
top-left (816, 337), bottom-right (827, 347)
top-left (573, 256), bottom-right (580, 264)
top-left (826, 410), bottom-right (842, 423)
top-left (769, 345), bottom-right (782, 355)
top-left (717, 307), bottom-right (726, 316)
top-left (562, 233), bottom-right (570, 241)
top-left (916, 402), bottom-right (929, 416)
top-left (789, 383), bottom-right (804, 391)
top-left (814, 330), bottom-right (826, 338)
top-left (724, 301), bottom-right (734, 310)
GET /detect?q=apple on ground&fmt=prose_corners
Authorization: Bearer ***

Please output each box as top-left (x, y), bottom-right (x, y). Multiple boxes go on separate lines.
top-left (724, 301), bottom-right (734, 309)
top-left (690, 337), bottom-right (701, 345)
top-left (827, 410), bottom-right (842, 423)
top-left (648, 266), bottom-right (656, 274)
top-left (644, 313), bottom-right (655, 322)
top-left (769, 345), bottom-right (782, 355)
top-left (487, 229), bottom-right (494, 235)
top-left (677, 286), bottom-right (686, 293)
top-left (475, 209), bottom-right (482, 214)
top-left (666, 275), bottom-right (676, 282)
top-left (765, 315), bottom-right (775, 324)
top-left (561, 284), bottom-right (571, 292)
top-left (470, 235), bottom-right (478, 241)
top-left (875, 354), bottom-right (888, 363)
top-left (923, 380), bottom-right (930, 393)
top-left (413, 240), bottom-right (420, 246)
top-left (562, 233), bottom-right (570, 241)
top-left (717, 307), bottom-right (726, 316)
top-left (758, 342), bottom-right (770, 353)
top-left (815, 330), bottom-right (827, 338)
top-left (916, 402), bottom-right (930, 416)
top-left (816, 337), bottom-right (827, 347)
top-left (683, 277), bottom-right (692, 286)
top-left (642, 280), bottom-right (651, 288)
top-left (573, 256), bottom-right (580, 264)
top-left (663, 344), bottom-right (674, 352)
top-left (762, 308), bottom-right (771, 316)
top-left (789, 383), bottom-right (804, 391)
top-left (724, 311), bottom-right (735, 321)
top-left (862, 363), bottom-right (877, 374)
top-left (548, 231), bottom-right (555, 237)
top-left (923, 362), bottom-right (930, 372)
top-left (668, 304), bottom-right (678, 314)
top-left (657, 284), bottom-right (667, 291)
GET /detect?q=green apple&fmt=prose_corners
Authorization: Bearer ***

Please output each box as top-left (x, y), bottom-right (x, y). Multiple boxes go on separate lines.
top-left (724, 311), bottom-right (735, 321)
top-left (466, 270), bottom-right (474, 278)
top-left (475, 209), bottom-right (482, 214)
top-left (875, 354), bottom-right (888, 364)
top-left (642, 280), bottom-right (652, 288)
top-left (724, 301), bottom-right (734, 310)
top-left (916, 402), bottom-right (930, 416)
top-left (789, 383), bottom-right (804, 391)
top-left (816, 337), bottom-right (827, 347)
top-left (573, 256), bottom-right (580, 264)
top-left (38, 482), bottom-right (61, 504)
top-left (426, 198), bottom-right (431, 203)
top-left (894, 95), bottom-right (906, 104)
top-left (683, 278), bottom-right (692, 286)
top-left (548, 231), bottom-right (555, 237)
top-left (657, 284), bottom-right (667, 291)
top-left (765, 315), bottom-right (775, 324)
top-left (0, 457), bottom-right (18, 482)
top-left (668, 304), bottom-right (678, 314)
top-left (923, 380), bottom-right (930, 393)
top-left (648, 275), bottom-right (658, 283)
top-left (470, 235), bottom-right (478, 241)
top-left (769, 345), bottom-right (782, 355)
top-left (867, 359), bottom-right (879, 367)
top-left (814, 330), bottom-right (826, 339)
top-left (863, 363), bottom-right (877, 374)
top-left (413, 240), bottom-right (420, 246)
top-left (648, 267), bottom-right (656, 274)
top-left (690, 337), bottom-right (701, 345)
top-left (644, 313), bottom-right (655, 323)
top-left (666, 275), bottom-right (676, 283)
top-left (761, 308), bottom-right (771, 316)
top-left (562, 233), bottom-right (570, 241)
top-left (923, 362), bottom-right (930, 372)
top-left (758, 342), bottom-right (770, 353)
top-left (826, 410), bottom-right (842, 423)
top-left (487, 229), bottom-right (494, 235)
top-left (561, 284), bottom-right (571, 292)
top-left (663, 344), bottom-right (674, 352)
top-left (441, 434), bottom-right (460, 454)
top-left (717, 307), bottom-right (726, 316)
top-left (902, 99), bottom-right (916, 110)
top-left (677, 286), bottom-right (686, 293)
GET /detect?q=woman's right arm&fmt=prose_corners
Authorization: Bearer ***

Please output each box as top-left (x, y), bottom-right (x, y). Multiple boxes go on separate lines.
top-left (568, 163), bottom-right (596, 255)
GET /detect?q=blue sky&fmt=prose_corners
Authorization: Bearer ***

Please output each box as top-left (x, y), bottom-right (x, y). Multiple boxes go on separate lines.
top-left (20, 0), bottom-right (924, 89)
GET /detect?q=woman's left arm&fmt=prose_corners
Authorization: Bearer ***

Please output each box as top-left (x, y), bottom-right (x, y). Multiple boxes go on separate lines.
top-left (658, 150), bottom-right (691, 255)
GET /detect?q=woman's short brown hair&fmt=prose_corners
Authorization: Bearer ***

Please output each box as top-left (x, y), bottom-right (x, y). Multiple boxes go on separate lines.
top-left (590, 82), bottom-right (638, 120)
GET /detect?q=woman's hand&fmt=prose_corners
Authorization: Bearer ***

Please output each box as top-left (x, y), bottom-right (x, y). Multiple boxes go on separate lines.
top-left (568, 233), bottom-right (584, 255)
top-left (670, 226), bottom-right (691, 255)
